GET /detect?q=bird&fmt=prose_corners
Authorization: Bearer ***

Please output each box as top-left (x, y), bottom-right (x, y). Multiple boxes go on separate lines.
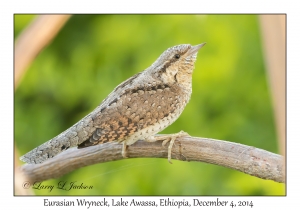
top-left (20, 43), bottom-right (206, 164)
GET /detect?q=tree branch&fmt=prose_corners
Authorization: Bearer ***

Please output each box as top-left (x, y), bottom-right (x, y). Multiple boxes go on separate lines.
top-left (14, 15), bottom-right (71, 89)
top-left (19, 135), bottom-right (285, 183)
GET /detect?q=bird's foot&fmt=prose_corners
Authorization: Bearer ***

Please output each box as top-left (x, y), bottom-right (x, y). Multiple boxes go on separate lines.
top-left (145, 130), bottom-right (189, 164)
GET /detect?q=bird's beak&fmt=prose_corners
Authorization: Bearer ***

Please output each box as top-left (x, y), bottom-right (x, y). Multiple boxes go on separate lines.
top-left (187, 43), bottom-right (206, 56)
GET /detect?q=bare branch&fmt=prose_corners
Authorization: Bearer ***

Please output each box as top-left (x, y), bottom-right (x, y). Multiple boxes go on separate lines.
top-left (19, 135), bottom-right (285, 183)
top-left (14, 15), bottom-right (71, 89)
top-left (259, 15), bottom-right (286, 156)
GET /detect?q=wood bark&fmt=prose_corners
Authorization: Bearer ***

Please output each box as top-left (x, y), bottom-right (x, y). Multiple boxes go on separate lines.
top-left (19, 135), bottom-right (285, 183)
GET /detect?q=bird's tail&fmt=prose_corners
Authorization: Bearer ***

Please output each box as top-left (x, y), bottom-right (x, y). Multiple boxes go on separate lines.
top-left (20, 130), bottom-right (77, 164)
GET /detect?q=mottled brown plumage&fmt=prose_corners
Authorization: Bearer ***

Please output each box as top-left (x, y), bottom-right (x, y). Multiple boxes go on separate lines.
top-left (20, 43), bottom-right (205, 164)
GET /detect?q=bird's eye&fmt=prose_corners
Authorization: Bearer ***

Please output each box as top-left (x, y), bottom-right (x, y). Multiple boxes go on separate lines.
top-left (175, 54), bottom-right (180, 59)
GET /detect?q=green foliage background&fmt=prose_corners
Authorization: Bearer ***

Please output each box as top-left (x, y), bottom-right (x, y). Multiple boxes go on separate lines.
top-left (15, 14), bottom-right (285, 195)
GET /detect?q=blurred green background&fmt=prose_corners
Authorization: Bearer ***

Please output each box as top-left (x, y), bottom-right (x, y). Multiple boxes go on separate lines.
top-left (14, 14), bottom-right (285, 195)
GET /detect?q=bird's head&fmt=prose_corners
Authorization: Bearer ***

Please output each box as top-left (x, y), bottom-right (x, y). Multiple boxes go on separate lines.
top-left (149, 43), bottom-right (206, 88)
